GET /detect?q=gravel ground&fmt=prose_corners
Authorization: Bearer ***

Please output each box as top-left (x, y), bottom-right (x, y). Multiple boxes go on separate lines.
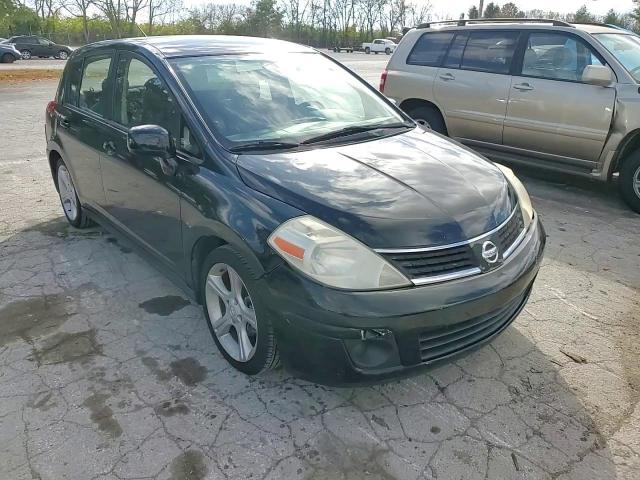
top-left (0, 54), bottom-right (639, 480)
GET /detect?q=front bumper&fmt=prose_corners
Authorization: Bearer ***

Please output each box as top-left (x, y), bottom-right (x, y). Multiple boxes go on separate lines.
top-left (264, 215), bottom-right (546, 386)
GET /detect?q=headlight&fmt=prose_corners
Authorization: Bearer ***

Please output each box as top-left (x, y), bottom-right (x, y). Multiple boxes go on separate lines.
top-left (495, 164), bottom-right (533, 227)
top-left (268, 215), bottom-right (411, 290)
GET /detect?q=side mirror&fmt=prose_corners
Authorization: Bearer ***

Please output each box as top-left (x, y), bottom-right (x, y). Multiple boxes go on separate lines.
top-left (127, 125), bottom-right (175, 158)
top-left (582, 65), bottom-right (614, 87)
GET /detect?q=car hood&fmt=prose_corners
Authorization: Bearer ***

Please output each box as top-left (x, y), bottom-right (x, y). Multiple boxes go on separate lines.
top-left (236, 128), bottom-right (516, 249)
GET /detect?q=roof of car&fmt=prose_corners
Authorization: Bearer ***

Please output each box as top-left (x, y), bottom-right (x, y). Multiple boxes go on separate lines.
top-left (77, 35), bottom-right (315, 58)
top-left (412, 20), bottom-right (635, 35)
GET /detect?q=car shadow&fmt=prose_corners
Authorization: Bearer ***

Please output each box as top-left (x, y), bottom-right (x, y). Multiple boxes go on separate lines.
top-left (0, 217), bottom-right (623, 479)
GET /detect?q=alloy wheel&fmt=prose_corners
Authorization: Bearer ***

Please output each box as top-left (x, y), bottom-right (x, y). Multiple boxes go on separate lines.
top-left (21, 50), bottom-right (31, 60)
top-left (58, 51), bottom-right (68, 60)
top-left (633, 165), bottom-right (640, 200)
top-left (57, 165), bottom-right (78, 221)
top-left (205, 263), bottom-right (258, 362)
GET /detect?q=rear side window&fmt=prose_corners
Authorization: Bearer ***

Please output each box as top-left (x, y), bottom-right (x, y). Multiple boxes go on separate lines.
top-left (79, 55), bottom-right (112, 116)
top-left (460, 31), bottom-right (519, 74)
top-left (63, 57), bottom-right (83, 106)
top-left (407, 32), bottom-right (454, 66)
top-left (443, 33), bottom-right (469, 68)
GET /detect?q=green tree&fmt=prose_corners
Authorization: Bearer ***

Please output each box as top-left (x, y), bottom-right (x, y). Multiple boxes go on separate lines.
top-left (603, 9), bottom-right (619, 25)
top-left (483, 2), bottom-right (500, 18)
top-left (247, 0), bottom-right (282, 37)
top-left (573, 5), bottom-right (593, 23)
top-left (500, 2), bottom-right (523, 18)
top-left (468, 5), bottom-right (479, 19)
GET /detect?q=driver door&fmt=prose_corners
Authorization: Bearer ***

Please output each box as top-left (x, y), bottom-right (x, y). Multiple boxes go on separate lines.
top-left (99, 52), bottom-right (200, 268)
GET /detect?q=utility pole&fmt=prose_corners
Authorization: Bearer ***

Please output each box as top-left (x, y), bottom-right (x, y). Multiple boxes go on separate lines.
top-left (479, 0), bottom-right (484, 17)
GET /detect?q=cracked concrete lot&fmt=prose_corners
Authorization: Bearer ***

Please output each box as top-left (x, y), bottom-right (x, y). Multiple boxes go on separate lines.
top-left (1, 55), bottom-right (639, 480)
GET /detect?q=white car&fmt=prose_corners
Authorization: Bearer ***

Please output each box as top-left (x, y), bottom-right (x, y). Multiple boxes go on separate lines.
top-left (362, 39), bottom-right (396, 55)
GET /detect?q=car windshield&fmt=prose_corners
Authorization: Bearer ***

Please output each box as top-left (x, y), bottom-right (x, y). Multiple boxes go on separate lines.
top-left (171, 52), bottom-right (406, 148)
top-left (593, 33), bottom-right (640, 82)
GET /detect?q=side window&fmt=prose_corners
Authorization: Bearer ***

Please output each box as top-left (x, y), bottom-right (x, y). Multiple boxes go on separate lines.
top-left (522, 32), bottom-right (604, 82)
top-left (78, 55), bottom-right (112, 117)
top-left (63, 57), bottom-right (83, 106)
top-left (116, 56), bottom-right (200, 157)
top-left (460, 31), bottom-right (519, 74)
top-left (443, 33), bottom-right (469, 68)
top-left (38, 38), bottom-right (49, 45)
top-left (407, 32), bottom-right (455, 66)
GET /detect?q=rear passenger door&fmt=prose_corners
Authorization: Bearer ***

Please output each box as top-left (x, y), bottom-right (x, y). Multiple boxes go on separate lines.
top-left (503, 31), bottom-right (615, 164)
top-left (434, 30), bottom-right (519, 144)
top-left (55, 52), bottom-right (113, 208)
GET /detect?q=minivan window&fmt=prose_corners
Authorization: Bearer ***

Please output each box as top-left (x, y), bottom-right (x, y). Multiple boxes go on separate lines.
top-left (460, 31), bottom-right (519, 74)
top-left (172, 52), bottom-right (405, 147)
top-left (522, 32), bottom-right (604, 82)
top-left (79, 56), bottom-right (112, 116)
top-left (407, 32), bottom-right (455, 66)
top-left (443, 33), bottom-right (469, 68)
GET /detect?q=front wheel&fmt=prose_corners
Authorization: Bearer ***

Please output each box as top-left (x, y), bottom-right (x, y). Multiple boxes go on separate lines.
top-left (57, 50), bottom-right (68, 60)
top-left (365, 47), bottom-right (370, 54)
top-left (619, 151), bottom-right (640, 213)
top-left (20, 50), bottom-right (31, 60)
top-left (201, 245), bottom-right (279, 375)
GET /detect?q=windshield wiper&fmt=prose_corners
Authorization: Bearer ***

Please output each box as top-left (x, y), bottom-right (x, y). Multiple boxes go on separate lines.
top-left (301, 122), bottom-right (411, 145)
top-left (229, 140), bottom-right (300, 153)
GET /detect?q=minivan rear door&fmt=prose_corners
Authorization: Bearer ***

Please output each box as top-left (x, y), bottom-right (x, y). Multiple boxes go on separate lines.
top-left (434, 30), bottom-right (519, 144)
top-left (503, 31), bottom-right (615, 164)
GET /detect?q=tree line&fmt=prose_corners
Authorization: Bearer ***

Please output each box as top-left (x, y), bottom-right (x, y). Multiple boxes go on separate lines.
top-left (1, 0), bottom-right (640, 48)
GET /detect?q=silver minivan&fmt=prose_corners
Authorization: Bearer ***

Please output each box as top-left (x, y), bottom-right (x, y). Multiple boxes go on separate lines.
top-left (382, 19), bottom-right (640, 212)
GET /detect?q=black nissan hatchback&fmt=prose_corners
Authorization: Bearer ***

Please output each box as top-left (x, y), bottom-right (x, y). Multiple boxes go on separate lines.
top-left (46, 36), bottom-right (545, 385)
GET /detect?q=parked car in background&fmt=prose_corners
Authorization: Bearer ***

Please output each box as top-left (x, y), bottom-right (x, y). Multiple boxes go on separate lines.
top-left (0, 42), bottom-right (21, 63)
top-left (45, 35), bottom-right (544, 385)
top-left (5, 35), bottom-right (72, 60)
top-left (382, 19), bottom-right (640, 212)
top-left (362, 39), bottom-right (397, 55)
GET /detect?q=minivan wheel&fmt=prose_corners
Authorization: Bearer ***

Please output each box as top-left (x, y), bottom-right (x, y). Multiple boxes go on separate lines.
top-left (201, 246), bottom-right (279, 375)
top-left (406, 104), bottom-right (447, 135)
top-left (55, 159), bottom-right (92, 228)
top-left (619, 151), bottom-right (640, 213)
top-left (20, 50), bottom-right (31, 60)
top-left (1, 53), bottom-right (15, 63)
top-left (58, 50), bottom-right (68, 60)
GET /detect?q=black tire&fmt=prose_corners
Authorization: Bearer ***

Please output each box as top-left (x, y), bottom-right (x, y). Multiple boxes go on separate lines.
top-left (20, 49), bottom-right (31, 60)
top-left (406, 104), bottom-right (447, 135)
top-left (201, 245), bottom-right (280, 375)
top-left (385, 47), bottom-right (391, 55)
top-left (55, 159), bottom-right (92, 228)
top-left (365, 47), bottom-right (370, 54)
top-left (374, 51), bottom-right (378, 54)
top-left (1, 53), bottom-right (15, 64)
top-left (619, 150), bottom-right (640, 213)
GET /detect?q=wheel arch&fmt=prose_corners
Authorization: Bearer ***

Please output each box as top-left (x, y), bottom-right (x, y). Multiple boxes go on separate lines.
top-left (48, 149), bottom-right (62, 191)
top-left (399, 98), bottom-right (448, 134)
top-left (610, 129), bottom-right (640, 178)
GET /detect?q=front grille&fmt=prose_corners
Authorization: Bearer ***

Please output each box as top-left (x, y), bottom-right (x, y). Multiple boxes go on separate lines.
top-left (383, 245), bottom-right (475, 278)
top-left (417, 289), bottom-right (528, 363)
top-left (380, 207), bottom-right (526, 283)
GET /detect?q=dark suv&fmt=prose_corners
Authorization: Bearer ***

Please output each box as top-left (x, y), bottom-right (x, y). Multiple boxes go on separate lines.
top-left (46, 36), bottom-right (545, 385)
top-left (6, 35), bottom-right (72, 59)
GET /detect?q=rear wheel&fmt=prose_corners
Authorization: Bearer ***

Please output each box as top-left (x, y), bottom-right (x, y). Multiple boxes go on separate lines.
top-left (385, 47), bottom-right (391, 55)
top-left (406, 104), bottom-right (447, 135)
top-left (55, 159), bottom-right (92, 228)
top-left (20, 49), bottom-right (31, 60)
top-left (1, 53), bottom-right (15, 63)
top-left (201, 245), bottom-right (279, 375)
top-left (57, 50), bottom-right (68, 60)
top-left (619, 150), bottom-right (640, 213)
top-left (365, 47), bottom-right (371, 54)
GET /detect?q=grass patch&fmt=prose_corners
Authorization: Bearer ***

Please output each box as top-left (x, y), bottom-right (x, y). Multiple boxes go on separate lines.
top-left (0, 69), bottom-right (61, 83)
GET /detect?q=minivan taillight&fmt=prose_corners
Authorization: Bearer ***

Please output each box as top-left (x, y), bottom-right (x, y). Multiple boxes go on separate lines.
top-left (46, 100), bottom-right (57, 116)
top-left (379, 70), bottom-right (388, 93)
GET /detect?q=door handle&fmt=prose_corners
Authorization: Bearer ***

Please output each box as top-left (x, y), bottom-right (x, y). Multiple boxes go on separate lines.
top-left (102, 140), bottom-right (116, 155)
top-left (513, 83), bottom-right (534, 91)
top-left (59, 115), bottom-right (70, 128)
top-left (439, 72), bottom-right (455, 81)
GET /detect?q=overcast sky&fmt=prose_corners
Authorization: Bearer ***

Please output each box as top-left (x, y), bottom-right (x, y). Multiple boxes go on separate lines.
top-left (180, 0), bottom-right (636, 19)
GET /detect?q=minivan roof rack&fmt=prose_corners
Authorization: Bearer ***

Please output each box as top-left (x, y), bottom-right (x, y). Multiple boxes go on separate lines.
top-left (416, 18), bottom-right (573, 29)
